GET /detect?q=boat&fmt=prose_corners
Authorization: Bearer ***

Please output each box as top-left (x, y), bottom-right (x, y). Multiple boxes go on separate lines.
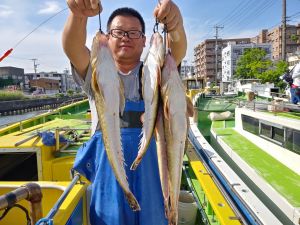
top-left (0, 99), bottom-right (91, 225)
top-left (187, 89), bottom-right (300, 225)
top-left (0, 90), bottom-right (253, 225)
top-left (1, 86), bottom-right (299, 225)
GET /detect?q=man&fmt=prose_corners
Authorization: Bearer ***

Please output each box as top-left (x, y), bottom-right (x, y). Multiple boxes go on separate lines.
top-left (291, 62), bottom-right (300, 104)
top-left (62, 0), bottom-right (187, 224)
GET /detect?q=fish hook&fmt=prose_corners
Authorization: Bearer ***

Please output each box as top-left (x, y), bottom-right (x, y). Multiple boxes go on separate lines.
top-left (162, 23), bottom-right (169, 55)
top-left (98, 12), bottom-right (102, 33)
top-left (153, 19), bottom-right (159, 33)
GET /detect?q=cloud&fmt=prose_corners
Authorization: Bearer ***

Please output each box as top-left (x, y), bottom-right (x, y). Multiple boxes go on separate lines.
top-left (38, 1), bottom-right (62, 15)
top-left (0, 5), bottom-right (13, 18)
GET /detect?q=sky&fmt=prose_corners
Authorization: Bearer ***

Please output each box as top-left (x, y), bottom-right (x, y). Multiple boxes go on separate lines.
top-left (0, 0), bottom-right (299, 73)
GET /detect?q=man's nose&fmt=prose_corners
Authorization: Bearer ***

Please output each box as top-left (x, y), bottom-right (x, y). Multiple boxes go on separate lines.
top-left (122, 32), bottom-right (130, 40)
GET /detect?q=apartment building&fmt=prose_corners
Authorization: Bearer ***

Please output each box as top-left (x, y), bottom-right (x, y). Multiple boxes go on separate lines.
top-left (253, 24), bottom-right (300, 60)
top-left (222, 42), bottom-right (272, 82)
top-left (194, 38), bottom-right (251, 85)
top-left (287, 52), bottom-right (300, 70)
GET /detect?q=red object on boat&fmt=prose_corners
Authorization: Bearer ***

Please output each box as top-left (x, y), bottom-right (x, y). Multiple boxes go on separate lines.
top-left (0, 48), bottom-right (13, 62)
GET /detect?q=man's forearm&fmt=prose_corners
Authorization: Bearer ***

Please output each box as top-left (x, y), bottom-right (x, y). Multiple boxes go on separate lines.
top-left (62, 14), bottom-right (90, 78)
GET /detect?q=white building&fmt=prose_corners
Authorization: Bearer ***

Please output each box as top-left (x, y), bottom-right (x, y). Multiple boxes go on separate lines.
top-left (222, 42), bottom-right (272, 82)
top-left (287, 52), bottom-right (300, 70)
top-left (180, 64), bottom-right (194, 79)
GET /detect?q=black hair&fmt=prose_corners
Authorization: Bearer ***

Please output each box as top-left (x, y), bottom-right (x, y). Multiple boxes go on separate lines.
top-left (107, 7), bottom-right (145, 33)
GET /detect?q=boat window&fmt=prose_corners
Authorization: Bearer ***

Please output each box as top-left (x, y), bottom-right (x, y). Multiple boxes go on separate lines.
top-left (285, 128), bottom-right (293, 151)
top-left (285, 129), bottom-right (300, 155)
top-left (293, 130), bottom-right (300, 154)
top-left (241, 115), bottom-right (259, 135)
top-left (260, 123), bottom-right (272, 138)
top-left (272, 127), bottom-right (284, 144)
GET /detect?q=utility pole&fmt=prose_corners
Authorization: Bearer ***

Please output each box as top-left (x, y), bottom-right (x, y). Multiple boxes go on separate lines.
top-left (31, 58), bottom-right (39, 75)
top-left (282, 0), bottom-right (286, 61)
top-left (214, 25), bottom-right (224, 83)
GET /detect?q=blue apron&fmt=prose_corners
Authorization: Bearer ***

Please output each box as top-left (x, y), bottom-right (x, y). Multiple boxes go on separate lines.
top-left (73, 100), bottom-right (168, 225)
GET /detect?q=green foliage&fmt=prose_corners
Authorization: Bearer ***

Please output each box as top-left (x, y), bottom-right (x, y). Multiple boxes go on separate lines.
top-left (235, 48), bottom-right (272, 79)
top-left (55, 93), bottom-right (65, 98)
top-left (257, 60), bottom-right (288, 90)
top-left (67, 89), bottom-right (74, 96)
top-left (235, 48), bottom-right (289, 91)
top-left (0, 90), bottom-right (25, 101)
top-left (290, 34), bottom-right (299, 42)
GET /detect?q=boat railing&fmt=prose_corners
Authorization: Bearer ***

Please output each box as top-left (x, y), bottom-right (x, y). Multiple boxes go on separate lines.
top-left (54, 127), bottom-right (91, 153)
top-left (35, 173), bottom-right (82, 225)
top-left (0, 183), bottom-right (43, 225)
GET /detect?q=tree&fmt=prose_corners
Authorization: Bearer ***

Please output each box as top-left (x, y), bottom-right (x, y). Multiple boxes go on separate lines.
top-left (235, 48), bottom-right (272, 79)
top-left (235, 48), bottom-right (289, 91)
top-left (257, 60), bottom-right (288, 90)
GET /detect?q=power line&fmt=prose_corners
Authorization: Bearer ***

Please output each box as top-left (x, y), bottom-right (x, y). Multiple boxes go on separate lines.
top-left (0, 7), bottom-right (67, 62)
top-left (12, 8), bottom-right (68, 49)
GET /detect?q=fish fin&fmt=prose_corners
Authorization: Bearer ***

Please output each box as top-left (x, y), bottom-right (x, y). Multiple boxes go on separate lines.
top-left (186, 96), bottom-right (194, 117)
top-left (157, 65), bottom-right (162, 87)
top-left (163, 96), bottom-right (170, 121)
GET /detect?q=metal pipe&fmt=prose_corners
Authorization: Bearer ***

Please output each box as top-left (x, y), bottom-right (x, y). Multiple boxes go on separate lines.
top-left (45, 174), bottom-right (80, 219)
top-left (0, 183), bottom-right (43, 225)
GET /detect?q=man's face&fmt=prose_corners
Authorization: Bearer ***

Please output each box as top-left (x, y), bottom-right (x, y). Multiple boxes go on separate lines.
top-left (108, 15), bottom-right (146, 64)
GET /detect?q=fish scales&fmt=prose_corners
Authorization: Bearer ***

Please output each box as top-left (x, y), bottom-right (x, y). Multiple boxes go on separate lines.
top-left (154, 104), bottom-right (170, 218)
top-left (130, 32), bottom-right (164, 170)
top-left (161, 53), bottom-right (188, 225)
top-left (90, 31), bottom-right (140, 211)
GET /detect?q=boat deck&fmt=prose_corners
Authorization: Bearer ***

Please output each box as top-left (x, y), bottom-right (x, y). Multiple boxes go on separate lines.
top-left (0, 117), bottom-right (90, 149)
top-left (212, 122), bottom-right (300, 208)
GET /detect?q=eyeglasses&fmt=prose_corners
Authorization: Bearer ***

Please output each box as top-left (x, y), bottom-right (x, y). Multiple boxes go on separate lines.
top-left (109, 29), bottom-right (144, 39)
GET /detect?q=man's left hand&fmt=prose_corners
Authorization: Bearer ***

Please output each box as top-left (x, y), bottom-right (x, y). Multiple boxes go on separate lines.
top-left (153, 0), bottom-right (183, 32)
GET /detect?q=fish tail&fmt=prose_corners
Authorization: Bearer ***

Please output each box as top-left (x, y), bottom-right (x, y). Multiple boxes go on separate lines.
top-left (168, 210), bottom-right (178, 225)
top-left (130, 157), bottom-right (141, 170)
top-left (125, 192), bottom-right (141, 211)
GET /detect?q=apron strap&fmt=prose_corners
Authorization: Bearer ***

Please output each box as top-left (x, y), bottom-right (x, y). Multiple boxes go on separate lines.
top-left (138, 64), bottom-right (143, 100)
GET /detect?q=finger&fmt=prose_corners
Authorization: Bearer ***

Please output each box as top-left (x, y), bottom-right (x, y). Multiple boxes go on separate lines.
top-left (82, 8), bottom-right (100, 17)
top-left (156, 2), bottom-right (171, 21)
top-left (164, 11), bottom-right (176, 25)
top-left (74, 0), bottom-right (86, 10)
top-left (90, 0), bottom-right (100, 10)
top-left (67, 0), bottom-right (85, 17)
top-left (83, 0), bottom-right (92, 9)
top-left (167, 20), bottom-right (179, 32)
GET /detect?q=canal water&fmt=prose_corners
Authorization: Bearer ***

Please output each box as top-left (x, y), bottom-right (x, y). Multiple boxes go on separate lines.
top-left (0, 110), bottom-right (48, 128)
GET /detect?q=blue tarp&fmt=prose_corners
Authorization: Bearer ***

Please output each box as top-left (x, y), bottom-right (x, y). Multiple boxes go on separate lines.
top-left (38, 131), bottom-right (68, 146)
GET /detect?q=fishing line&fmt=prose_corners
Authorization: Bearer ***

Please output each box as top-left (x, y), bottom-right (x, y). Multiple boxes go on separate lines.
top-left (0, 7), bottom-right (68, 62)
top-left (12, 7), bottom-right (68, 49)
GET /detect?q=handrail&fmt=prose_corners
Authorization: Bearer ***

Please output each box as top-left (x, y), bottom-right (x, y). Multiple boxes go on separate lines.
top-left (35, 173), bottom-right (81, 225)
top-left (0, 183), bottom-right (43, 225)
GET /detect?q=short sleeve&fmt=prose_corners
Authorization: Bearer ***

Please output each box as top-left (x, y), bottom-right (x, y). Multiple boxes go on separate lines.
top-left (71, 63), bottom-right (93, 97)
top-left (292, 63), bottom-right (300, 79)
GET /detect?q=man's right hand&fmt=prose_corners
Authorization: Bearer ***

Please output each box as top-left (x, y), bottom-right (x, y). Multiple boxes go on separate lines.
top-left (66, 0), bottom-right (102, 17)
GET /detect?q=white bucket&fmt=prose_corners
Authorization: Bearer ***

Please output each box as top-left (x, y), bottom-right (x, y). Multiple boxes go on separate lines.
top-left (178, 190), bottom-right (198, 225)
